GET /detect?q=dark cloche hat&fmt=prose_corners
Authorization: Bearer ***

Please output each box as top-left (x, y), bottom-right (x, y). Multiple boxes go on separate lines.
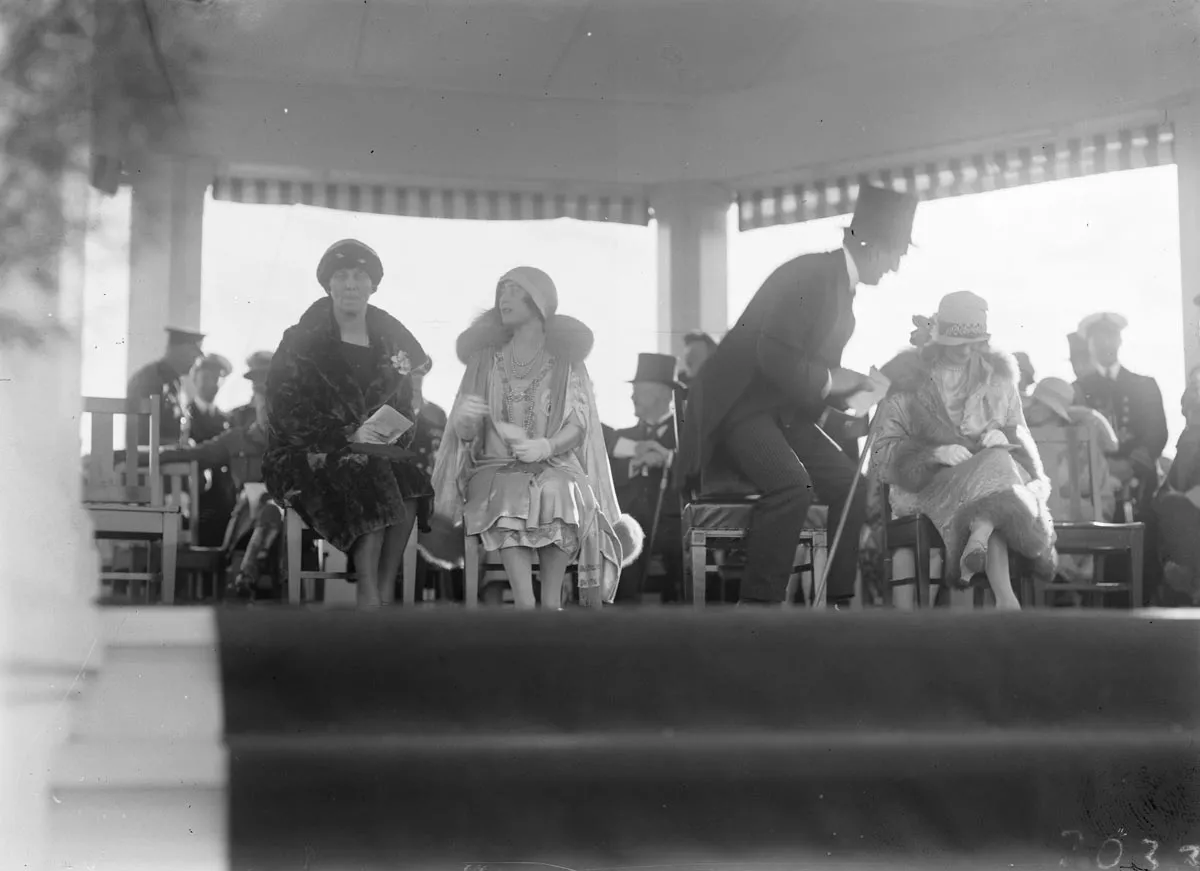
top-left (317, 238), bottom-right (384, 290)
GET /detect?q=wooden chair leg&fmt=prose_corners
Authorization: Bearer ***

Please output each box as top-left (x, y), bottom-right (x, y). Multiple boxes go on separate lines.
top-left (915, 526), bottom-right (932, 608)
top-left (811, 532), bottom-right (829, 607)
top-left (286, 509), bottom-right (303, 605)
top-left (1130, 528), bottom-right (1144, 609)
top-left (690, 532), bottom-right (707, 609)
top-left (402, 524), bottom-right (418, 606)
top-left (464, 535), bottom-right (480, 609)
top-left (160, 516), bottom-right (179, 605)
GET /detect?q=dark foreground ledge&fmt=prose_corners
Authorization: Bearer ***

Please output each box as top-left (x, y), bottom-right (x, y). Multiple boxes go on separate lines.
top-left (210, 608), bottom-right (1200, 869)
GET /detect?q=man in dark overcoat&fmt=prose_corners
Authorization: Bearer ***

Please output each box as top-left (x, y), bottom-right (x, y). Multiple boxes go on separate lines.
top-left (607, 353), bottom-right (683, 603)
top-left (677, 186), bottom-right (918, 607)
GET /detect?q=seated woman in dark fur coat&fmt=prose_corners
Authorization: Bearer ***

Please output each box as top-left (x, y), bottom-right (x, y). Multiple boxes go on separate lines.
top-left (263, 239), bottom-right (432, 610)
top-left (430, 267), bottom-right (642, 609)
top-left (870, 291), bottom-right (1057, 610)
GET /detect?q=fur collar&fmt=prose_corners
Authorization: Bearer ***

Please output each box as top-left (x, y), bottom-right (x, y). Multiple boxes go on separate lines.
top-left (882, 347), bottom-right (1018, 396)
top-left (291, 296), bottom-right (420, 355)
top-left (455, 309), bottom-right (594, 365)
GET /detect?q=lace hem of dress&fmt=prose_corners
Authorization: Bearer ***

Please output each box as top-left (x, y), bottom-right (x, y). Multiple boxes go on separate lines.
top-left (479, 518), bottom-right (580, 554)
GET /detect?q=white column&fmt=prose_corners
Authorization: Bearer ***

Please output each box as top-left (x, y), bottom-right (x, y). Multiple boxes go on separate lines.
top-left (127, 154), bottom-right (210, 378)
top-left (653, 183), bottom-right (730, 356)
top-left (1176, 102), bottom-right (1200, 377)
top-left (0, 162), bottom-right (102, 871)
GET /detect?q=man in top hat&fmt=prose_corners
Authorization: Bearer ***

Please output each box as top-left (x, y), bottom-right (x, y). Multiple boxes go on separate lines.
top-left (677, 185), bottom-right (918, 607)
top-left (1073, 312), bottom-right (1168, 520)
top-left (607, 353), bottom-right (684, 603)
top-left (188, 353), bottom-right (233, 443)
top-left (127, 326), bottom-right (204, 445)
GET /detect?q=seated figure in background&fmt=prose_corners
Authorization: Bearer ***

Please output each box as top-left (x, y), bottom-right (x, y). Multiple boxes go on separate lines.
top-left (871, 291), bottom-right (1057, 610)
top-left (1025, 376), bottom-right (1119, 589)
top-left (1150, 377), bottom-right (1200, 605)
top-left (163, 364), bottom-right (282, 600)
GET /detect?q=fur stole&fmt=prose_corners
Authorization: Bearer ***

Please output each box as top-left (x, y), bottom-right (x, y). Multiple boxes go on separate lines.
top-left (875, 346), bottom-right (1044, 494)
top-left (881, 347), bottom-right (1020, 397)
top-left (455, 309), bottom-right (594, 366)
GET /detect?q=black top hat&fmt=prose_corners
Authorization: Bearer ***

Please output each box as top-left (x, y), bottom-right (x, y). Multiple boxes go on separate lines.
top-left (165, 326), bottom-right (205, 346)
top-left (849, 185), bottom-right (918, 248)
top-left (629, 353), bottom-right (683, 388)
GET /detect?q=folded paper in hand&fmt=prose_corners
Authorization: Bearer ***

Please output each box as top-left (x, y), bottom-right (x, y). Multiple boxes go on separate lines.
top-left (844, 367), bottom-right (891, 415)
top-left (352, 406), bottom-right (414, 445)
top-left (494, 421), bottom-right (528, 444)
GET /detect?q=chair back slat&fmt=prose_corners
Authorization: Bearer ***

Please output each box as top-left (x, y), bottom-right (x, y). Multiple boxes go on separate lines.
top-left (86, 411), bottom-right (116, 501)
top-left (162, 460), bottom-right (202, 546)
top-left (82, 395), bottom-right (162, 506)
top-left (1031, 423), bottom-right (1096, 523)
top-left (1064, 425), bottom-right (1084, 522)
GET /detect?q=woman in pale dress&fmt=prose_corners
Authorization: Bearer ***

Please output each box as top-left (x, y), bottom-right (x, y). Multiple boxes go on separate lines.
top-left (870, 291), bottom-right (1057, 609)
top-left (430, 267), bottom-right (642, 608)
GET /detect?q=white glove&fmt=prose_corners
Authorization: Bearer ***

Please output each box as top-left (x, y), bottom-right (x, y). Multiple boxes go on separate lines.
top-left (512, 438), bottom-right (553, 463)
top-left (452, 395), bottom-right (489, 438)
top-left (933, 444), bottom-right (972, 467)
top-left (980, 429), bottom-right (1009, 448)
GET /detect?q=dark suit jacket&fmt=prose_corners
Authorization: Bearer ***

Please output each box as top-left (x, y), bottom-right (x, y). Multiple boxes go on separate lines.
top-left (188, 401), bottom-right (231, 443)
top-left (1076, 366), bottom-right (1168, 511)
top-left (1075, 367), bottom-right (1169, 471)
top-left (676, 249), bottom-right (855, 489)
top-left (127, 359), bottom-right (185, 445)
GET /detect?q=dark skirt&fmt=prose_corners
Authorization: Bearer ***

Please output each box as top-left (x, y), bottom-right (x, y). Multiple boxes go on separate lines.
top-left (263, 447), bottom-right (433, 554)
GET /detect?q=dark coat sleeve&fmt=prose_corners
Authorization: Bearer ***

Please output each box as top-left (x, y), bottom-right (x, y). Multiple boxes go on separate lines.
top-left (1133, 374), bottom-right (1169, 464)
top-left (162, 429), bottom-right (237, 469)
top-left (755, 260), bottom-right (834, 409)
top-left (265, 330), bottom-right (353, 455)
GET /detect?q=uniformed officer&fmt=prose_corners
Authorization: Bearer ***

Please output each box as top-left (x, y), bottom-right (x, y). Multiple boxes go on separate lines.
top-left (126, 326), bottom-right (204, 445)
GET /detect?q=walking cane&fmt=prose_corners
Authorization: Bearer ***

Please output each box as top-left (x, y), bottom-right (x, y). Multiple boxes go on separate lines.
top-left (639, 404), bottom-right (681, 594)
top-left (813, 423), bottom-right (880, 606)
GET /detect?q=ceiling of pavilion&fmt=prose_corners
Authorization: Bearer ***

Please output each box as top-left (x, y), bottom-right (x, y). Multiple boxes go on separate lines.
top-left (149, 0), bottom-right (1199, 189)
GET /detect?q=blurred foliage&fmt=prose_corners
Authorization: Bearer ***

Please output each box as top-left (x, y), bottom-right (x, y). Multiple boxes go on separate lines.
top-left (0, 0), bottom-right (202, 345)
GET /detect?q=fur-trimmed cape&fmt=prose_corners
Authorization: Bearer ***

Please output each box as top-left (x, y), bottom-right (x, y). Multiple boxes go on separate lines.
top-left (871, 346), bottom-right (1057, 586)
top-left (425, 310), bottom-right (643, 600)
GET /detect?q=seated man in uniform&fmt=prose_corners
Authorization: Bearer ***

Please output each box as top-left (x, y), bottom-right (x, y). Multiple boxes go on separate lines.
top-left (163, 353), bottom-right (282, 600)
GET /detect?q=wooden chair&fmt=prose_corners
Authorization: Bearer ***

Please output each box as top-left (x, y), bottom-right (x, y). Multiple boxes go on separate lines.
top-left (284, 508), bottom-right (418, 606)
top-left (881, 484), bottom-right (945, 607)
top-left (1029, 424), bottom-right (1144, 607)
top-left (463, 536), bottom-right (579, 608)
top-left (163, 460), bottom-right (227, 602)
top-left (681, 459), bottom-right (829, 608)
top-left (682, 500), bottom-right (828, 608)
top-left (84, 396), bottom-right (181, 604)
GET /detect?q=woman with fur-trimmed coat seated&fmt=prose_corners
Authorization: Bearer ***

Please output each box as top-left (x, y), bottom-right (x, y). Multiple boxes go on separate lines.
top-left (870, 291), bottom-right (1057, 609)
top-left (430, 267), bottom-right (642, 609)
